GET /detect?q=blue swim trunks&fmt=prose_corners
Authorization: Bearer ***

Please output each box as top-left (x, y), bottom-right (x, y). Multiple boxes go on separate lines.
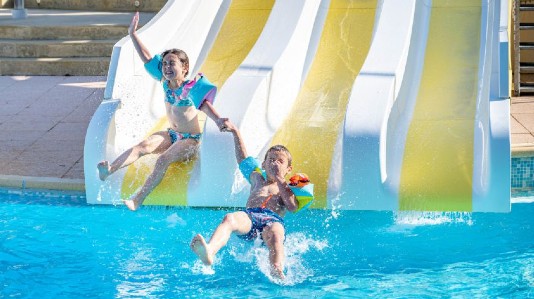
top-left (167, 128), bottom-right (201, 144)
top-left (238, 207), bottom-right (285, 241)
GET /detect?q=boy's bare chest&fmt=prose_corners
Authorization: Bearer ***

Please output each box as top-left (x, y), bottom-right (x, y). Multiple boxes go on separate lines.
top-left (248, 183), bottom-right (281, 205)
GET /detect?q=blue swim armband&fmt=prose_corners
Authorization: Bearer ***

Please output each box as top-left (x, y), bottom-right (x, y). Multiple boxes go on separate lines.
top-left (289, 185), bottom-right (314, 212)
top-left (186, 73), bottom-right (217, 109)
top-left (238, 156), bottom-right (265, 183)
top-left (144, 56), bottom-right (217, 109)
top-left (144, 54), bottom-right (164, 81)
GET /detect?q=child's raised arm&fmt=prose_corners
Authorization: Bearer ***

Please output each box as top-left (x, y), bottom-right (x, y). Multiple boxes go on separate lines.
top-left (129, 12), bottom-right (152, 63)
top-left (225, 121), bottom-right (247, 164)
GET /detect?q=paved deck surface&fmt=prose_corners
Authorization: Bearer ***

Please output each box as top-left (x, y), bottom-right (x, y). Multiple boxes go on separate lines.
top-left (0, 76), bottom-right (105, 190)
top-left (0, 8), bottom-right (533, 190)
top-left (511, 96), bottom-right (534, 151)
top-left (0, 8), bottom-right (153, 190)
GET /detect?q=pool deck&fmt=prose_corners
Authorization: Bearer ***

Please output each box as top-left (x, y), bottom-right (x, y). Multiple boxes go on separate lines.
top-left (0, 76), bottom-right (105, 190)
top-left (0, 9), bottom-right (533, 191)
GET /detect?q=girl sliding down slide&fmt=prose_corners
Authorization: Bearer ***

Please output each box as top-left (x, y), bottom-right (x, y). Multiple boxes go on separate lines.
top-left (97, 12), bottom-right (229, 211)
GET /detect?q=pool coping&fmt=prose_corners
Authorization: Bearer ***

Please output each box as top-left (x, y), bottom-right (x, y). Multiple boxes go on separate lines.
top-left (0, 175), bottom-right (85, 191)
top-left (511, 145), bottom-right (534, 157)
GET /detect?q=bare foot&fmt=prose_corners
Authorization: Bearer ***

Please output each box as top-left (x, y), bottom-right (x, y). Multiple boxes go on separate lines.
top-left (97, 161), bottom-right (111, 181)
top-left (190, 234), bottom-right (213, 265)
top-left (271, 264), bottom-right (286, 280)
top-left (123, 198), bottom-right (139, 211)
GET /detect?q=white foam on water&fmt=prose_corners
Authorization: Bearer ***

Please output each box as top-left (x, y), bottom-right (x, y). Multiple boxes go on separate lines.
top-left (523, 265), bottom-right (534, 287)
top-left (228, 237), bottom-right (262, 263)
top-left (511, 196), bottom-right (534, 204)
top-left (250, 232), bottom-right (328, 285)
top-left (393, 211), bottom-right (474, 227)
top-left (166, 213), bottom-right (186, 228)
top-left (190, 260), bottom-right (216, 275)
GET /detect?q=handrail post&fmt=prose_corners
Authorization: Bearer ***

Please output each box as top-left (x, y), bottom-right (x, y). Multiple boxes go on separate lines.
top-left (12, 0), bottom-right (27, 19)
top-left (513, 0), bottom-right (520, 96)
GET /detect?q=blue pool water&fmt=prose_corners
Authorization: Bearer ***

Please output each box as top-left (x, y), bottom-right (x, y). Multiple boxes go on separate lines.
top-left (1, 188), bottom-right (533, 298)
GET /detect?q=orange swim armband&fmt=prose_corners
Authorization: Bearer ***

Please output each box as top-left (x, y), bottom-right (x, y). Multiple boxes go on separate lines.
top-left (288, 173), bottom-right (314, 212)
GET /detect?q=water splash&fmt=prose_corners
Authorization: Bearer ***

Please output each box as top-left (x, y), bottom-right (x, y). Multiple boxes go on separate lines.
top-left (228, 238), bottom-right (262, 263)
top-left (393, 211), bottom-right (474, 226)
top-left (166, 213), bottom-right (186, 228)
top-left (523, 263), bottom-right (534, 287)
top-left (252, 232), bottom-right (328, 285)
top-left (190, 260), bottom-right (215, 275)
top-left (96, 178), bottom-right (123, 205)
top-left (230, 168), bottom-right (248, 202)
top-left (324, 193), bottom-right (343, 228)
top-left (511, 196), bottom-right (534, 204)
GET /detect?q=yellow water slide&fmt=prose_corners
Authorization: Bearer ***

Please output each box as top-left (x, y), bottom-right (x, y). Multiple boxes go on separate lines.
top-left (399, 0), bottom-right (482, 211)
top-left (270, 0), bottom-right (377, 208)
top-left (121, 0), bottom-right (275, 205)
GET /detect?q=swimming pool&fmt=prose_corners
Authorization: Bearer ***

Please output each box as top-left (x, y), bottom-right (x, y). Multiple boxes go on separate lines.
top-left (1, 188), bottom-right (533, 298)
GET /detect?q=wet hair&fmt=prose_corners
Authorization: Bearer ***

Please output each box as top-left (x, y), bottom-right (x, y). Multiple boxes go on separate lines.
top-left (161, 48), bottom-right (189, 77)
top-left (264, 145), bottom-right (292, 167)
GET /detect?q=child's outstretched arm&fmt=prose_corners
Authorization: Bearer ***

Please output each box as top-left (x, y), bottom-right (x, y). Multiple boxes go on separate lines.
top-left (199, 101), bottom-right (229, 132)
top-left (129, 11), bottom-right (151, 63)
top-left (225, 121), bottom-right (247, 164)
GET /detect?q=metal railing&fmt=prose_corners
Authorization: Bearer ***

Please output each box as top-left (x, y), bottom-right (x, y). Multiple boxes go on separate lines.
top-left (514, 0), bottom-right (520, 96)
top-left (12, 0), bottom-right (27, 19)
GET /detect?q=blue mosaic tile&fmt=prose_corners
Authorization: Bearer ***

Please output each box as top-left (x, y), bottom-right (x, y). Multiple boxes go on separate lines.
top-left (511, 156), bottom-right (534, 188)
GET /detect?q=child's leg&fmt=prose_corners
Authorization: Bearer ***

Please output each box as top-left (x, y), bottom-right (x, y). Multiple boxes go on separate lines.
top-left (262, 222), bottom-right (286, 279)
top-left (123, 138), bottom-right (199, 211)
top-left (97, 131), bottom-right (170, 181)
top-left (191, 211), bottom-right (252, 265)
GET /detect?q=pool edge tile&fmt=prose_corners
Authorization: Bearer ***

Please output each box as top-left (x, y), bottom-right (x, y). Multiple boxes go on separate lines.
top-left (0, 175), bottom-right (85, 191)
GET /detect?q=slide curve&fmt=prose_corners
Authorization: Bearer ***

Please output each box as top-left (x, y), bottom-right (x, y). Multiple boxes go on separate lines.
top-left (340, 0), bottom-right (510, 212)
top-left (85, 0), bottom-right (510, 212)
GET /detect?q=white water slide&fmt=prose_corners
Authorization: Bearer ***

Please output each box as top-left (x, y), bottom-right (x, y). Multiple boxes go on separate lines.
top-left (84, 0), bottom-right (511, 212)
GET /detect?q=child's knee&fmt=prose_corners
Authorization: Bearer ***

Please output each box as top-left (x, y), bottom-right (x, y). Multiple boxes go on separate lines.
top-left (134, 142), bottom-right (152, 156)
top-left (221, 212), bottom-right (248, 230)
top-left (155, 154), bottom-right (173, 168)
top-left (221, 213), bottom-right (237, 227)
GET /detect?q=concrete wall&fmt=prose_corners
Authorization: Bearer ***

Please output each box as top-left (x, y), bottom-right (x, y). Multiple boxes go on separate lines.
top-left (1, 0), bottom-right (166, 12)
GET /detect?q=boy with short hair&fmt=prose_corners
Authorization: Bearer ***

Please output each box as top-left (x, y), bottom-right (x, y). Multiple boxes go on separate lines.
top-left (190, 120), bottom-right (302, 279)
